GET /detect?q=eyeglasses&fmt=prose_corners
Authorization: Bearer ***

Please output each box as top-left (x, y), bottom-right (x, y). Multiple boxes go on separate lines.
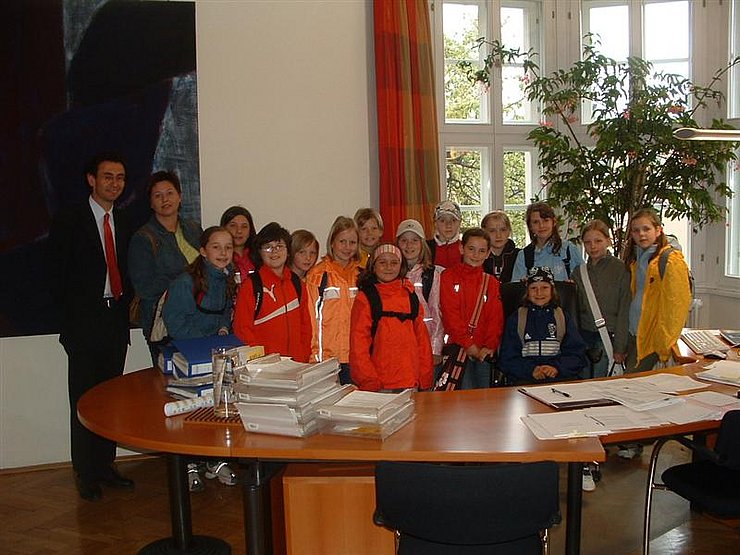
top-left (261, 243), bottom-right (287, 253)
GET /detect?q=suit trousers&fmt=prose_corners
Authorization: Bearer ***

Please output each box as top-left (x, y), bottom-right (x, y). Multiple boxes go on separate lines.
top-left (66, 323), bottom-right (128, 482)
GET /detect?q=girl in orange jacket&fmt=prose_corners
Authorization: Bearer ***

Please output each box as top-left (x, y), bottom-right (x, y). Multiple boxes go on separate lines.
top-left (306, 216), bottom-right (362, 384)
top-left (350, 244), bottom-right (433, 391)
top-left (233, 222), bottom-right (311, 362)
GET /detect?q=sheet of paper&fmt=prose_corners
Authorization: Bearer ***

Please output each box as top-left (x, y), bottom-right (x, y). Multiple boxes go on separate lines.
top-left (596, 380), bottom-right (682, 411)
top-left (646, 400), bottom-right (721, 425)
top-left (696, 360), bottom-right (740, 386)
top-left (519, 382), bottom-right (610, 404)
top-left (684, 391), bottom-right (740, 408)
top-left (583, 405), bottom-right (669, 430)
top-left (524, 410), bottom-right (610, 438)
top-left (334, 391), bottom-right (401, 408)
top-left (631, 373), bottom-right (709, 393)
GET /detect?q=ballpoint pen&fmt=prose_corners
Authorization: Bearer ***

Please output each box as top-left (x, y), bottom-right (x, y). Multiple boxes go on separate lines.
top-left (551, 387), bottom-right (571, 398)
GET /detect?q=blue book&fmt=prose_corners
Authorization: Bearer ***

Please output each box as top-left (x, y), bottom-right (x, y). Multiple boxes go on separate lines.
top-left (157, 344), bottom-right (178, 375)
top-left (171, 334), bottom-right (244, 377)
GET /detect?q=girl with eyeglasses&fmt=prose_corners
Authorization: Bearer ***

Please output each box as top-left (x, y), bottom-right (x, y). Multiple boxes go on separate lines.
top-left (233, 222), bottom-right (311, 362)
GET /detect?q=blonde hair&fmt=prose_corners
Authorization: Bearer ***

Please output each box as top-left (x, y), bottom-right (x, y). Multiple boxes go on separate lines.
top-left (354, 208), bottom-right (384, 232)
top-left (326, 216), bottom-right (360, 262)
top-left (580, 219), bottom-right (612, 242)
top-left (290, 229), bottom-right (319, 259)
top-left (481, 210), bottom-right (512, 232)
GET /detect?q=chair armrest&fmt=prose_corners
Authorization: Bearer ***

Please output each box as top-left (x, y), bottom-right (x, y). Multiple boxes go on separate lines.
top-left (673, 436), bottom-right (721, 464)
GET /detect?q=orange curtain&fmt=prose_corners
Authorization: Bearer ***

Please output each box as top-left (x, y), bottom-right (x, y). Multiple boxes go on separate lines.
top-left (374, 0), bottom-right (440, 241)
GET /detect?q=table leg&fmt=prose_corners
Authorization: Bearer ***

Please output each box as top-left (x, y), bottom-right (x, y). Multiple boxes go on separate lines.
top-left (565, 461), bottom-right (582, 555)
top-left (138, 454), bottom-right (231, 554)
top-left (242, 460), bottom-right (285, 555)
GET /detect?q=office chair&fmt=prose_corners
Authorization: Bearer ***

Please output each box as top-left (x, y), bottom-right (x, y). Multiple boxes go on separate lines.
top-left (499, 280), bottom-right (578, 321)
top-left (642, 410), bottom-right (740, 554)
top-left (374, 461), bottom-right (560, 554)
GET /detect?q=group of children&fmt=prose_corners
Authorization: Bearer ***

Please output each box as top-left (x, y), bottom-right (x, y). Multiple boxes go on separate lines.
top-left (129, 172), bottom-right (693, 491)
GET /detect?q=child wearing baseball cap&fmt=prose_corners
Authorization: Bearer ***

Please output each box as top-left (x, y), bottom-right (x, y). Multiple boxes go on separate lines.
top-left (427, 200), bottom-right (462, 269)
top-left (499, 266), bottom-right (588, 384)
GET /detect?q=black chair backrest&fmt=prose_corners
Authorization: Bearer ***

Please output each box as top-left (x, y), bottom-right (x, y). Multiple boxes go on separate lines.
top-left (375, 461), bottom-right (559, 547)
top-left (716, 410), bottom-right (740, 469)
top-left (500, 281), bottom-right (578, 321)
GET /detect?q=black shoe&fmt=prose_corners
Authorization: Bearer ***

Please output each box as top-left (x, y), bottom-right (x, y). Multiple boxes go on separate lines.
top-left (76, 477), bottom-right (102, 501)
top-left (100, 466), bottom-right (135, 490)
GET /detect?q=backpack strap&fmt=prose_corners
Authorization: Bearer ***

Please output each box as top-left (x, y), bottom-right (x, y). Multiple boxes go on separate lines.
top-left (421, 266), bottom-right (435, 302)
top-left (658, 247), bottom-right (675, 280)
top-left (250, 271), bottom-right (264, 319)
top-left (362, 282), bottom-right (420, 341)
top-left (517, 306), bottom-right (566, 344)
top-left (523, 243), bottom-right (535, 272)
top-left (427, 239), bottom-right (437, 264)
top-left (563, 243), bottom-right (572, 278)
top-left (290, 271), bottom-right (303, 303)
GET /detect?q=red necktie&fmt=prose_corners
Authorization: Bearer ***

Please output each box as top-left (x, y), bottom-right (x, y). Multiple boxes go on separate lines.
top-left (103, 213), bottom-right (123, 299)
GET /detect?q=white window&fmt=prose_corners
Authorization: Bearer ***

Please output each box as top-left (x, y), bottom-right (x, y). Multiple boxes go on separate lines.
top-left (731, 0), bottom-right (740, 119)
top-left (727, 159), bottom-right (740, 278)
top-left (435, 0), bottom-right (544, 229)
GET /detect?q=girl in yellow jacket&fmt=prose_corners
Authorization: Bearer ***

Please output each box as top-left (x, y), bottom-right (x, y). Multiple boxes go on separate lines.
top-left (306, 216), bottom-right (361, 384)
top-left (624, 208), bottom-right (692, 372)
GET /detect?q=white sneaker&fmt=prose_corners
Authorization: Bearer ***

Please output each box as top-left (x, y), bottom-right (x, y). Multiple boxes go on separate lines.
top-left (582, 466), bottom-right (596, 492)
top-left (617, 444), bottom-right (644, 459)
top-left (187, 463), bottom-right (205, 493)
top-left (205, 461), bottom-right (238, 486)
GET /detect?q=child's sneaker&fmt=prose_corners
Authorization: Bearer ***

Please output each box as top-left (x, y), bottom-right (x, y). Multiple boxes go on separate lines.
top-left (617, 444), bottom-right (644, 459)
top-left (187, 463), bottom-right (205, 493)
top-left (582, 465), bottom-right (596, 492)
top-left (205, 461), bottom-right (238, 486)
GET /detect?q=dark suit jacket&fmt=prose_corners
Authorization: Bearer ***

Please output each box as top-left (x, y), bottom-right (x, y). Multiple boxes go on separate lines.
top-left (49, 200), bottom-right (132, 349)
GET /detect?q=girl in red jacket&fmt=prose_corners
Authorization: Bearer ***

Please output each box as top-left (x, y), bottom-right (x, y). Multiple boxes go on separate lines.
top-left (350, 244), bottom-right (433, 391)
top-left (440, 228), bottom-right (504, 389)
top-left (233, 222), bottom-right (312, 362)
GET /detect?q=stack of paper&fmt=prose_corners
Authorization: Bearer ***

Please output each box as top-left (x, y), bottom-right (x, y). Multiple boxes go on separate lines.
top-left (696, 360), bottom-right (740, 387)
top-left (166, 374), bottom-right (214, 399)
top-left (316, 389), bottom-right (415, 440)
top-left (234, 357), bottom-right (344, 437)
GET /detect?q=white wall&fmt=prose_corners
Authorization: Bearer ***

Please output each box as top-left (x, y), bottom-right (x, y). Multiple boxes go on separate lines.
top-left (0, 0), bottom-right (375, 470)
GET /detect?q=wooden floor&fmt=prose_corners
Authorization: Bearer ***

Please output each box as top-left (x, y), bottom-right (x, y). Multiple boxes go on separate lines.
top-left (1, 443), bottom-right (738, 554)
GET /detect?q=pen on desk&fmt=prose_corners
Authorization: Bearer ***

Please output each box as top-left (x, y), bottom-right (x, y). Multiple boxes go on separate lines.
top-left (587, 414), bottom-right (606, 427)
top-left (551, 387), bottom-right (571, 398)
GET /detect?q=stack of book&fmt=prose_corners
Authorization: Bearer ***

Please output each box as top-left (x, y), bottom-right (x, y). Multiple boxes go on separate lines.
top-left (315, 389), bottom-right (416, 440)
top-left (170, 334), bottom-right (246, 378)
top-left (234, 356), bottom-right (348, 437)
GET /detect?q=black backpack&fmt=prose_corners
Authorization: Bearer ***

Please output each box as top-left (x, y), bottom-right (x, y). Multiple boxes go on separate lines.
top-left (420, 266), bottom-right (435, 302)
top-left (250, 270), bottom-right (303, 319)
top-left (360, 282), bottom-right (420, 350)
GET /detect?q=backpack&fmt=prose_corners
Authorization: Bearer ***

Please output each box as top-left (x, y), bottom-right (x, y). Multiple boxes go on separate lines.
top-left (657, 246), bottom-right (695, 297)
top-left (516, 306), bottom-right (565, 345)
top-left (149, 283), bottom-right (228, 343)
top-left (360, 281), bottom-right (420, 350)
top-left (249, 270), bottom-right (302, 319)
top-left (129, 227), bottom-right (158, 326)
top-left (523, 242), bottom-right (572, 278)
top-left (420, 266), bottom-right (435, 302)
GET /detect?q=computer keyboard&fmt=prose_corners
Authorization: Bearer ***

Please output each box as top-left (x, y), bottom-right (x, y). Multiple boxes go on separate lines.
top-left (680, 330), bottom-right (730, 355)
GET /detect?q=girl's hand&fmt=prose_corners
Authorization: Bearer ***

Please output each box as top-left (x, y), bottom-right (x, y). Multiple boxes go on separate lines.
top-left (218, 326), bottom-right (229, 336)
top-left (613, 352), bottom-right (626, 363)
top-left (433, 354), bottom-right (443, 366)
top-left (477, 347), bottom-right (494, 361)
top-left (465, 344), bottom-right (481, 359)
top-left (532, 365), bottom-right (558, 380)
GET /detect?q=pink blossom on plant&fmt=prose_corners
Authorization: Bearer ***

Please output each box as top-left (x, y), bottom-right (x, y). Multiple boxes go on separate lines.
top-left (667, 104), bottom-right (684, 114)
top-left (540, 119), bottom-right (553, 128)
top-left (627, 151), bottom-right (637, 159)
top-left (732, 160), bottom-right (740, 172)
top-left (681, 157), bottom-right (698, 166)
top-left (566, 114), bottom-right (578, 124)
top-left (622, 110), bottom-right (631, 119)
top-left (476, 80), bottom-right (490, 95)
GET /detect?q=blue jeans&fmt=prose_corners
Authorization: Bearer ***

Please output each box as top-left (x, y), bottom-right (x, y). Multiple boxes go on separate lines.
top-left (461, 358), bottom-right (491, 389)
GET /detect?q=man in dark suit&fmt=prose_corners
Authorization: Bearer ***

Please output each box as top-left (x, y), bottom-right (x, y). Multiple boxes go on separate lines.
top-left (49, 152), bottom-right (135, 501)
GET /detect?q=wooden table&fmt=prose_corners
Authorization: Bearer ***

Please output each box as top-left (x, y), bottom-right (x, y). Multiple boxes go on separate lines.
top-left (78, 368), bottom-right (605, 555)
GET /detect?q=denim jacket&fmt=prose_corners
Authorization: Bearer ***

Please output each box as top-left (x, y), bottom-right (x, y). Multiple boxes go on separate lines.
top-left (128, 215), bottom-right (202, 335)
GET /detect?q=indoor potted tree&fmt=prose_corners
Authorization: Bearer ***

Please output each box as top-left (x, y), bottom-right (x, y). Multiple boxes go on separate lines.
top-left (462, 37), bottom-right (740, 254)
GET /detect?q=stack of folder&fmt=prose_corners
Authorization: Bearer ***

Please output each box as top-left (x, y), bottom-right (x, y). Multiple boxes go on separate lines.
top-left (234, 355), bottom-right (349, 437)
top-left (315, 389), bottom-right (416, 440)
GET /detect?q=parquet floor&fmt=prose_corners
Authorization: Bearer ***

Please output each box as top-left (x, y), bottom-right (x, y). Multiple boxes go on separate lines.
top-left (0, 444), bottom-right (737, 554)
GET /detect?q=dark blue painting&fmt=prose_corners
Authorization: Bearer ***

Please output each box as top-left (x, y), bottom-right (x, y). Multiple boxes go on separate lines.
top-left (0, 0), bottom-right (199, 336)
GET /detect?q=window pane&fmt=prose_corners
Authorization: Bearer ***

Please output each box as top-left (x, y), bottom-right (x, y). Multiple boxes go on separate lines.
top-left (727, 160), bottom-right (740, 277)
top-left (446, 146), bottom-right (486, 228)
top-left (444, 2), bottom-right (487, 123)
top-left (503, 149), bottom-right (534, 247)
top-left (730, 0), bottom-right (740, 118)
top-left (583, 2), bottom-right (629, 60)
top-left (644, 1), bottom-right (689, 62)
top-left (501, 2), bottom-right (541, 124)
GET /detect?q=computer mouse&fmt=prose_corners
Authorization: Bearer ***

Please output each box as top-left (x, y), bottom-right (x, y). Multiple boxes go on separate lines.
top-left (704, 350), bottom-right (727, 360)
